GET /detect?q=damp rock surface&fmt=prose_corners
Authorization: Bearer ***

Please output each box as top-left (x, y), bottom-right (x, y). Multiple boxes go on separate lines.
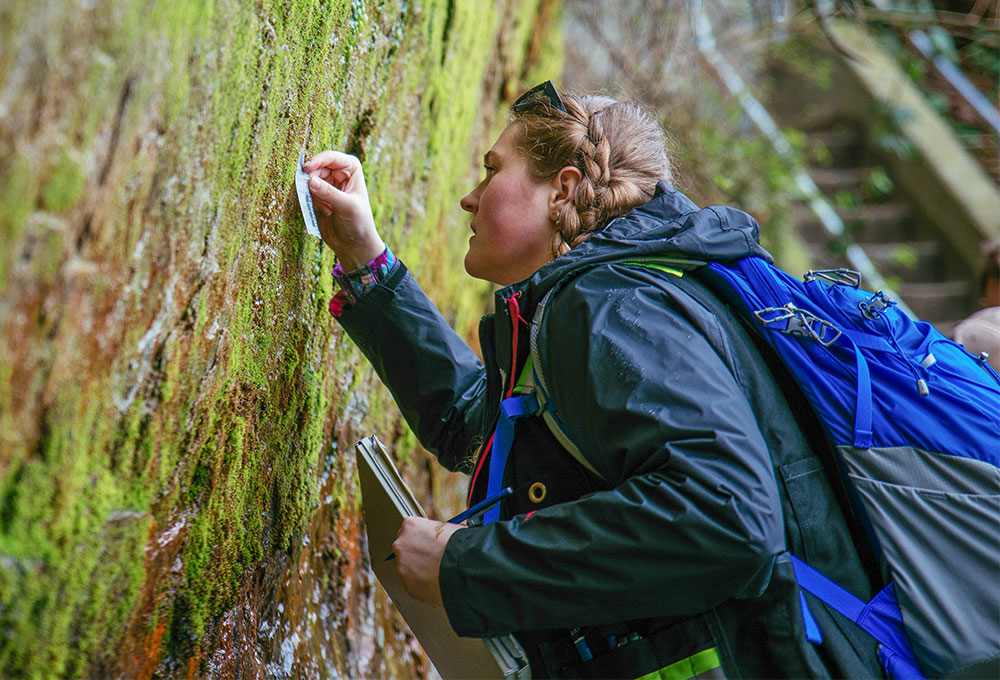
top-left (0, 0), bottom-right (561, 677)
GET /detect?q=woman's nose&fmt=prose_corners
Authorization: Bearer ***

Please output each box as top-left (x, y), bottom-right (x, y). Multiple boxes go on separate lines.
top-left (460, 189), bottom-right (477, 213)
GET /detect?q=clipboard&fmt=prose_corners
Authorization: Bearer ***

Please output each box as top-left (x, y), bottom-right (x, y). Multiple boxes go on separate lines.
top-left (355, 435), bottom-right (531, 679)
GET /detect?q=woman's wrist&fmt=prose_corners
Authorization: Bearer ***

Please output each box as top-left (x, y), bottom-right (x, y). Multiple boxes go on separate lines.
top-left (331, 245), bottom-right (398, 312)
top-left (332, 235), bottom-right (386, 272)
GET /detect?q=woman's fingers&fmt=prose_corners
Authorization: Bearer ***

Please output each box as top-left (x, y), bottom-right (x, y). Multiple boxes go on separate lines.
top-left (306, 151), bottom-right (368, 200)
top-left (303, 149), bottom-right (352, 170)
top-left (303, 150), bottom-right (361, 181)
top-left (307, 174), bottom-right (345, 207)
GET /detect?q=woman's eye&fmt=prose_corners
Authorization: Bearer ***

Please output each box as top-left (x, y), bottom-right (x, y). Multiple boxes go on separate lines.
top-left (483, 165), bottom-right (496, 176)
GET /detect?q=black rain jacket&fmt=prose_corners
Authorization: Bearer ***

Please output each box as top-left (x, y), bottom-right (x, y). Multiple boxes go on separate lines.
top-left (337, 182), bottom-right (882, 679)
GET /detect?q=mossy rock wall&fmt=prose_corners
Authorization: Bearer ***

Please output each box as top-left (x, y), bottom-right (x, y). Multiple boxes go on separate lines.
top-left (0, 0), bottom-right (561, 677)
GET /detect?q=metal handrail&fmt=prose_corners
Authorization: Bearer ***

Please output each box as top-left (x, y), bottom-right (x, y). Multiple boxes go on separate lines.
top-left (866, 0), bottom-right (999, 136)
top-left (689, 0), bottom-right (914, 318)
top-left (906, 29), bottom-right (1000, 136)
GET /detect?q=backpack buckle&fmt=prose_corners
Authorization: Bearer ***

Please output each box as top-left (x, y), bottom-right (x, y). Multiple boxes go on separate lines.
top-left (804, 268), bottom-right (862, 288)
top-left (755, 304), bottom-right (842, 347)
top-left (859, 291), bottom-right (895, 320)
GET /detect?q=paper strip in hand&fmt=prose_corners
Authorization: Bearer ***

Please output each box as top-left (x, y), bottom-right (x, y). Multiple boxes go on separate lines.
top-left (295, 148), bottom-right (322, 239)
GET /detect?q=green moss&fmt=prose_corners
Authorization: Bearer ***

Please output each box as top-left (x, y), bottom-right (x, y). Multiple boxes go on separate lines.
top-left (0, 0), bottom-right (560, 675)
top-left (0, 3), bottom-right (30, 80)
top-left (0, 388), bottom-right (151, 677)
top-left (41, 152), bottom-right (85, 214)
top-left (0, 152), bottom-right (36, 290)
top-left (149, 1), bottom-right (216, 128)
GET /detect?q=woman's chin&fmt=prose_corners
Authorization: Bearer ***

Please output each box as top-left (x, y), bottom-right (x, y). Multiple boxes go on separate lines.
top-left (465, 268), bottom-right (491, 283)
top-left (465, 247), bottom-right (517, 285)
top-left (465, 245), bottom-right (487, 277)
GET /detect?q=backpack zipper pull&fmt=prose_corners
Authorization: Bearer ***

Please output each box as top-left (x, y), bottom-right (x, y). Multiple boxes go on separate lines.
top-left (916, 354), bottom-right (935, 397)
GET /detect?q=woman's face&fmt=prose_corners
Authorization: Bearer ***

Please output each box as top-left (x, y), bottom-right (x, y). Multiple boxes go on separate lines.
top-left (460, 124), bottom-right (557, 286)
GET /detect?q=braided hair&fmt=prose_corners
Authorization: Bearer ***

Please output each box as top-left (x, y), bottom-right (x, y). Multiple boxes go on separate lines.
top-left (510, 92), bottom-right (673, 257)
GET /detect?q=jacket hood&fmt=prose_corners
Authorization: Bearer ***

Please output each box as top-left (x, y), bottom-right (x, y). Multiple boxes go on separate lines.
top-left (502, 181), bottom-right (773, 305)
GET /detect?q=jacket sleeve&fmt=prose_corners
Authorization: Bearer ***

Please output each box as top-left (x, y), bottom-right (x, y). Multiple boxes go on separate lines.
top-left (335, 261), bottom-right (487, 472)
top-left (440, 265), bottom-right (786, 635)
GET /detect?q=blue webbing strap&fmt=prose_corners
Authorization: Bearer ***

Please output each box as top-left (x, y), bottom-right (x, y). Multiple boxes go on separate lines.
top-left (799, 591), bottom-right (824, 644)
top-left (840, 327), bottom-right (895, 353)
top-left (849, 341), bottom-right (874, 448)
top-left (484, 394), bottom-right (538, 524)
top-left (791, 556), bottom-right (924, 679)
top-left (879, 644), bottom-right (927, 680)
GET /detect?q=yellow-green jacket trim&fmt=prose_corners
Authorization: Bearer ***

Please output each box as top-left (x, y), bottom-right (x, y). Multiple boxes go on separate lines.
top-left (635, 647), bottom-right (721, 680)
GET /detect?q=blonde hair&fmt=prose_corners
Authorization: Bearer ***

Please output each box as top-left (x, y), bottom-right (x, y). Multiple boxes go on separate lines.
top-left (510, 92), bottom-right (673, 257)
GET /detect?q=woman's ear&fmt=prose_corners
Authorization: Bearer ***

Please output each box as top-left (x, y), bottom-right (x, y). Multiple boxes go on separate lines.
top-left (550, 165), bottom-right (582, 213)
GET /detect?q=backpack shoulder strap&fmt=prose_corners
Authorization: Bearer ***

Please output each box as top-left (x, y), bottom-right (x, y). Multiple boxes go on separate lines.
top-left (527, 257), bottom-right (705, 483)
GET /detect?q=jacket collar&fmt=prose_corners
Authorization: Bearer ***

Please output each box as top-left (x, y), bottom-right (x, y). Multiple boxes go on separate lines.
top-left (495, 181), bottom-right (773, 314)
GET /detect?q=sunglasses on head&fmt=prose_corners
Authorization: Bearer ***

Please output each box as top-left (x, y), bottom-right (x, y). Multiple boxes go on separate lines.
top-left (512, 80), bottom-right (568, 114)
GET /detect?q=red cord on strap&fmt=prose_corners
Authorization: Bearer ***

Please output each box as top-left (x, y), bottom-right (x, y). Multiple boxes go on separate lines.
top-left (469, 292), bottom-right (525, 507)
top-left (506, 293), bottom-right (522, 398)
top-left (468, 432), bottom-right (495, 505)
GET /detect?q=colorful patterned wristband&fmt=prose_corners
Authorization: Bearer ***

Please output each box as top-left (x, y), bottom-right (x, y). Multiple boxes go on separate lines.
top-left (329, 246), bottom-right (397, 316)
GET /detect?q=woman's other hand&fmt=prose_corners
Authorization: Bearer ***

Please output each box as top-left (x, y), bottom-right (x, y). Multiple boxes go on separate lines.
top-left (303, 151), bottom-right (385, 270)
top-left (392, 516), bottom-right (464, 608)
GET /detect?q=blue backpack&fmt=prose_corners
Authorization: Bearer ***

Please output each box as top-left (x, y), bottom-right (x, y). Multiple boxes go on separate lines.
top-left (492, 255), bottom-right (999, 679)
top-left (703, 257), bottom-right (1000, 679)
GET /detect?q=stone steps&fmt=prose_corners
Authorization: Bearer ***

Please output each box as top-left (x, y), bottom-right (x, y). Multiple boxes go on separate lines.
top-left (791, 123), bottom-right (978, 331)
top-left (793, 202), bottom-right (919, 245)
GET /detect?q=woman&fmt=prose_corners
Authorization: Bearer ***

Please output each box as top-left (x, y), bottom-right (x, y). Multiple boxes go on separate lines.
top-left (305, 82), bottom-right (880, 679)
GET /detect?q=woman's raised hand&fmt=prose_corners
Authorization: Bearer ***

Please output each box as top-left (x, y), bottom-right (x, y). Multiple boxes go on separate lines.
top-left (303, 151), bottom-right (385, 270)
